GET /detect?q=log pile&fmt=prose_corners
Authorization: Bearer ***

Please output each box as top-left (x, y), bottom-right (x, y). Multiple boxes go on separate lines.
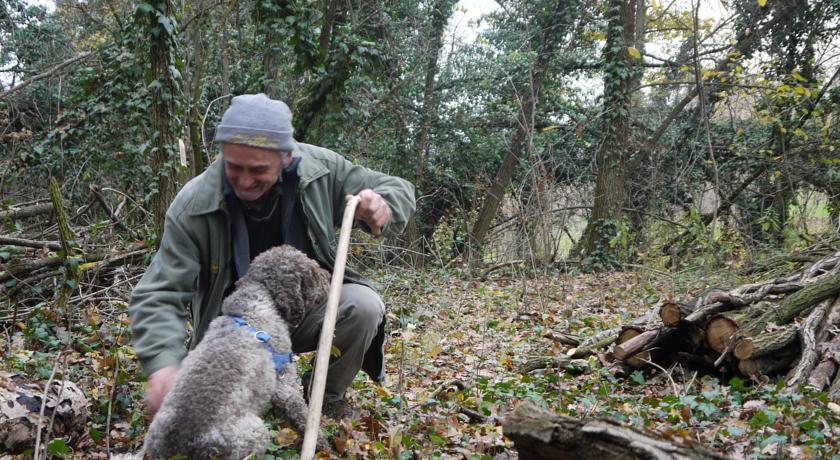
top-left (605, 251), bottom-right (840, 388)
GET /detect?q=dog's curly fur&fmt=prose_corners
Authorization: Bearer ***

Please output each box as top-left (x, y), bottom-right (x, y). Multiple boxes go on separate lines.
top-left (141, 245), bottom-right (330, 459)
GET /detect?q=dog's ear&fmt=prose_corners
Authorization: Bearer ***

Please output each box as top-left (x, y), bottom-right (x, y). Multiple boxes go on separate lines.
top-left (281, 281), bottom-right (306, 324)
top-left (301, 267), bottom-right (330, 311)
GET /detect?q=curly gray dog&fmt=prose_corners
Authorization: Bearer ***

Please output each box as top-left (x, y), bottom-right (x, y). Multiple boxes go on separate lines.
top-left (140, 245), bottom-right (330, 459)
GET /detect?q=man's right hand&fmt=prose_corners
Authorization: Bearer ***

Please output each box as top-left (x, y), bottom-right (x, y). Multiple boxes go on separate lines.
top-left (145, 366), bottom-right (179, 414)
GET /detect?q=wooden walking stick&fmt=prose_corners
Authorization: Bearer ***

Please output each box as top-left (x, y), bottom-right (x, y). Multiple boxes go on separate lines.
top-left (301, 194), bottom-right (368, 458)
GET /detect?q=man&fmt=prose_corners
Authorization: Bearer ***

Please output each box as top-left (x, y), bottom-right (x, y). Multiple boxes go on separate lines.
top-left (128, 93), bottom-right (416, 418)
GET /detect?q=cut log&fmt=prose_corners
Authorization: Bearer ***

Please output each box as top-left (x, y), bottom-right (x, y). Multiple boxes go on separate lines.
top-left (503, 401), bottom-right (730, 460)
top-left (660, 301), bottom-right (695, 326)
top-left (733, 271), bottom-right (840, 352)
top-left (806, 333), bottom-right (840, 390)
top-left (787, 297), bottom-right (839, 388)
top-left (738, 343), bottom-right (800, 377)
top-left (614, 327), bottom-right (660, 366)
top-left (733, 324), bottom-right (799, 360)
top-left (706, 303), bottom-right (767, 353)
top-left (0, 372), bottom-right (89, 454)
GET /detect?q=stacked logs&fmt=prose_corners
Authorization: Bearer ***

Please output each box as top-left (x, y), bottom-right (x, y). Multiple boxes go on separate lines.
top-left (607, 251), bottom-right (840, 390)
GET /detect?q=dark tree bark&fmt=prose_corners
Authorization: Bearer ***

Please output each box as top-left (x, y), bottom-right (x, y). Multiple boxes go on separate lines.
top-left (145, 0), bottom-right (181, 243)
top-left (579, 0), bottom-right (645, 266)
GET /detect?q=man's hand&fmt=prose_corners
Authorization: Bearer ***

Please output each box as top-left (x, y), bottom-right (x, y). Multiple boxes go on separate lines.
top-left (355, 189), bottom-right (390, 234)
top-left (145, 366), bottom-right (179, 414)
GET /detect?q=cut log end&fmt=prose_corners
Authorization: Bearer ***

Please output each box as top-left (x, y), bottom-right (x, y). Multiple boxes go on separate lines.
top-left (659, 302), bottom-right (683, 326)
top-left (733, 338), bottom-right (754, 360)
top-left (706, 316), bottom-right (738, 353)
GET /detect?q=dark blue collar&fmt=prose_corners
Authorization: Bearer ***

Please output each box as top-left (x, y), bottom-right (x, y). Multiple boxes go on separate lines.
top-left (224, 314), bottom-right (293, 373)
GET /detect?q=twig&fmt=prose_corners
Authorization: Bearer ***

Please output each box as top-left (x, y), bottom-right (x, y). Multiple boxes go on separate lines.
top-left (90, 185), bottom-right (129, 231)
top-left (106, 343), bottom-right (124, 456)
top-left (409, 379), bottom-right (467, 410)
top-left (480, 259), bottom-right (526, 279)
top-left (201, 93), bottom-right (232, 150)
top-left (640, 355), bottom-right (681, 396)
top-left (33, 352), bottom-right (66, 460)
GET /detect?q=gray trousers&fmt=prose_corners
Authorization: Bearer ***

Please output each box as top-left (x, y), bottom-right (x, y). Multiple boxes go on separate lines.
top-left (291, 283), bottom-right (385, 402)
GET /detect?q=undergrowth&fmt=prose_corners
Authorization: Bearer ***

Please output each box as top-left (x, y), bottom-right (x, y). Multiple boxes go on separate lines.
top-left (2, 255), bottom-right (839, 459)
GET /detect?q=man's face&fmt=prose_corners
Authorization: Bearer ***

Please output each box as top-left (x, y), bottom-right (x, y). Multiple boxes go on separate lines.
top-left (222, 143), bottom-right (292, 201)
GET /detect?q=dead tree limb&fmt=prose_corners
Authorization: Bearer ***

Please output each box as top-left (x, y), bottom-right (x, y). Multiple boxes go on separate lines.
top-left (503, 402), bottom-right (731, 460)
top-left (0, 203), bottom-right (54, 220)
top-left (0, 52), bottom-right (93, 99)
top-left (787, 297), bottom-right (839, 388)
top-left (0, 237), bottom-right (62, 251)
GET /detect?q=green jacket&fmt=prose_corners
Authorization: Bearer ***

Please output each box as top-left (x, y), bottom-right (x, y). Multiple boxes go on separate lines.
top-left (128, 142), bottom-right (415, 378)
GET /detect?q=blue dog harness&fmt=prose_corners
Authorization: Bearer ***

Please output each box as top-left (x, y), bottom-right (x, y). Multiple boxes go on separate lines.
top-left (224, 314), bottom-right (293, 373)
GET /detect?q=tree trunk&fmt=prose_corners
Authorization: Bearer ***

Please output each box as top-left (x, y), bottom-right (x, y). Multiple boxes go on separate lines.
top-left (145, 0), bottom-right (181, 244)
top-left (579, 0), bottom-right (645, 267)
top-left (185, 0), bottom-right (209, 177)
top-left (408, 0), bottom-right (456, 267)
top-left (503, 402), bottom-right (730, 460)
top-left (468, 0), bottom-right (576, 262)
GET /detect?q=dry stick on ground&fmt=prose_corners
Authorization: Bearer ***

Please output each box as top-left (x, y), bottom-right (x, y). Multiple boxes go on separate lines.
top-left (519, 355), bottom-right (589, 375)
top-left (407, 379), bottom-right (468, 410)
top-left (503, 401), bottom-right (730, 460)
top-left (0, 242), bottom-right (145, 285)
top-left (0, 237), bottom-right (62, 251)
top-left (0, 202), bottom-right (54, 220)
top-left (571, 309), bottom-right (661, 359)
top-left (787, 297), bottom-right (839, 388)
top-left (1, 256), bottom-right (64, 284)
top-left (543, 330), bottom-right (582, 346)
top-left (32, 352), bottom-right (67, 460)
top-left (105, 334), bottom-right (125, 457)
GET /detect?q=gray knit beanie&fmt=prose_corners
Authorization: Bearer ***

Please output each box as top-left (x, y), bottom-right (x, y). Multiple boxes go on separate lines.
top-left (214, 93), bottom-right (296, 152)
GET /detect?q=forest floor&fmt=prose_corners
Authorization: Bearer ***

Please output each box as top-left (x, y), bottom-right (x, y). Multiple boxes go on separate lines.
top-left (4, 258), bottom-right (840, 459)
